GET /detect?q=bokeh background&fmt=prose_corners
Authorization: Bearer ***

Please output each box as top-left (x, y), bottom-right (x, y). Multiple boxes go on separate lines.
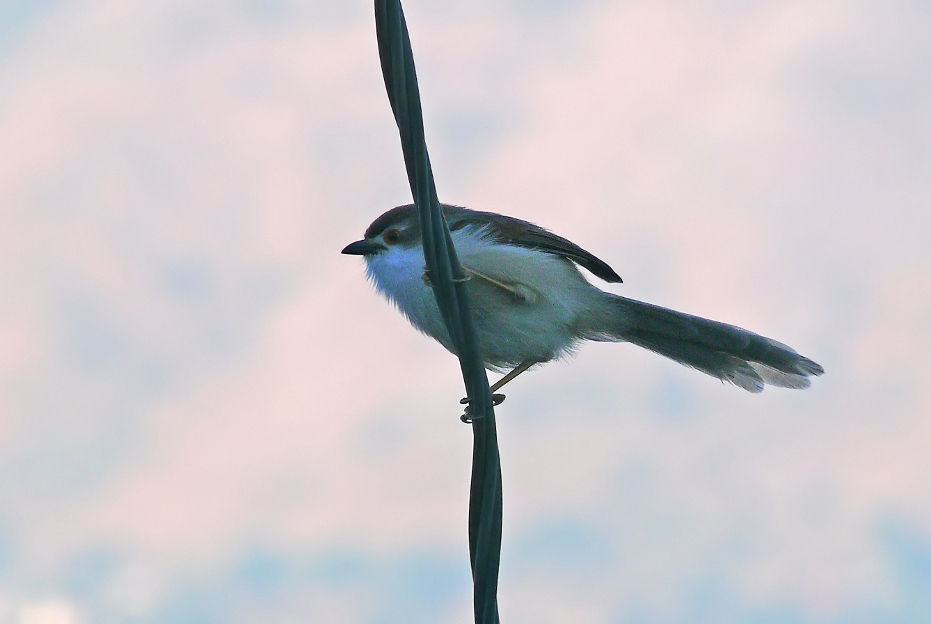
top-left (1, 0), bottom-right (930, 622)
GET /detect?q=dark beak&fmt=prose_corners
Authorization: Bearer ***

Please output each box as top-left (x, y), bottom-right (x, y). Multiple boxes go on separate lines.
top-left (341, 239), bottom-right (387, 256)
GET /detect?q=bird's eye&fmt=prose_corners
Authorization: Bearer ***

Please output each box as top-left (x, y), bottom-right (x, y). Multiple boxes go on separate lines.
top-left (383, 228), bottom-right (401, 245)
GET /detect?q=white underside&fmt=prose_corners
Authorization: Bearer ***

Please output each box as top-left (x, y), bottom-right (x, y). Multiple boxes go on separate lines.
top-left (365, 226), bottom-right (606, 370)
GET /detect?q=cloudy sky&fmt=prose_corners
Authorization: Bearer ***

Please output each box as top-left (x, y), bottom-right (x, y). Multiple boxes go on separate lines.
top-left (1, 0), bottom-right (930, 622)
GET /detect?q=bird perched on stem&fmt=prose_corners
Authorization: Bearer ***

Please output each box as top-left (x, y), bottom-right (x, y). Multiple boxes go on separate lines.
top-left (342, 204), bottom-right (823, 398)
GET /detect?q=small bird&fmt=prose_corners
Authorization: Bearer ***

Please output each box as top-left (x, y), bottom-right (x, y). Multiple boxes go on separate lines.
top-left (342, 204), bottom-right (823, 397)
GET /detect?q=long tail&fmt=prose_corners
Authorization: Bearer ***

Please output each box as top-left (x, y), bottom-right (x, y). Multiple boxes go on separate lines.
top-left (595, 295), bottom-right (824, 392)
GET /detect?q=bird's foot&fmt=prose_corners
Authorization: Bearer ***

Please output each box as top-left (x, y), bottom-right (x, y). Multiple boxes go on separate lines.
top-left (459, 394), bottom-right (505, 423)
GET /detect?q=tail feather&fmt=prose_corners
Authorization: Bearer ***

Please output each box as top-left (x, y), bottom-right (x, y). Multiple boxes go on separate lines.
top-left (597, 295), bottom-right (824, 392)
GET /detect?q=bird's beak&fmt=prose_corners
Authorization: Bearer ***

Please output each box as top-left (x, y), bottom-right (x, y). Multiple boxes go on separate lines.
top-left (341, 239), bottom-right (387, 256)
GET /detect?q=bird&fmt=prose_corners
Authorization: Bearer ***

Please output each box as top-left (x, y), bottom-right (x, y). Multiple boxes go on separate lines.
top-left (342, 204), bottom-right (823, 398)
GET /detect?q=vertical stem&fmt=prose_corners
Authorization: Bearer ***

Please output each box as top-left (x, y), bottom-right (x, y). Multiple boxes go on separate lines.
top-left (373, 1), bottom-right (503, 622)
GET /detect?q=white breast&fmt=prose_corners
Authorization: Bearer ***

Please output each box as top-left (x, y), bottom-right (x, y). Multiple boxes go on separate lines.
top-left (365, 226), bottom-right (604, 369)
top-left (365, 242), bottom-right (452, 349)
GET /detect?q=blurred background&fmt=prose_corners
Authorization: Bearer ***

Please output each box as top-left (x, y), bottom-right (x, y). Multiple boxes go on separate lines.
top-left (1, 0), bottom-right (930, 622)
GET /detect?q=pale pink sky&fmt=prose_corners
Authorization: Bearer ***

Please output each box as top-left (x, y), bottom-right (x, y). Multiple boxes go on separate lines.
top-left (1, 0), bottom-right (929, 622)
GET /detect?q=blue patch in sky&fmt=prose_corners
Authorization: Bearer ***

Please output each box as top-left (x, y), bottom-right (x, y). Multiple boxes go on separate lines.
top-left (743, 603), bottom-right (807, 624)
top-left (878, 516), bottom-right (931, 618)
top-left (508, 516), bottom-right (611, 575)
top-left (61, 546), bottom-right (122, 601)
top-left (0, 0), bottom-right (58, 56)
top-left (238, 550), bottom-right (289, 594)
top-left (309, 549), bottom-right (371, 587)
top-left (164, 260), bottom-right (212, 301)
top-left (141, 547), bottom-right (468, 623)
top-left (155, 587), bottom-right (226, 624)
top-left (59, 294), bottom-right (128, 373)
top-left (650, 373), bottom-right (695, 422)
top-left (0, 526), bottom-right (12, 578)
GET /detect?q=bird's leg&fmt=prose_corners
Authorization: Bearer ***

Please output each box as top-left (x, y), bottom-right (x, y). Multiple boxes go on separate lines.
top-left (460, 360), bottom-right (537, 423)
top-left (423, 268), bottom-right (471, 286)
top-left (490, 359), bottom-right (536, 393)
top-left (462, 267), bottom-right (536, 303)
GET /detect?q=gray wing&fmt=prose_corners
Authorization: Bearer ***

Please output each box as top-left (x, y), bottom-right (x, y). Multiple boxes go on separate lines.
top-left (445, 205), bottom-right (622, 283)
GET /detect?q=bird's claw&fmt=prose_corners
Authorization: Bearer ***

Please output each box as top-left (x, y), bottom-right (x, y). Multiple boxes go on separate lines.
top-left (459, 393), bottom-right (505, 423)
top-left (459, 394), bottom-right (506, 406)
